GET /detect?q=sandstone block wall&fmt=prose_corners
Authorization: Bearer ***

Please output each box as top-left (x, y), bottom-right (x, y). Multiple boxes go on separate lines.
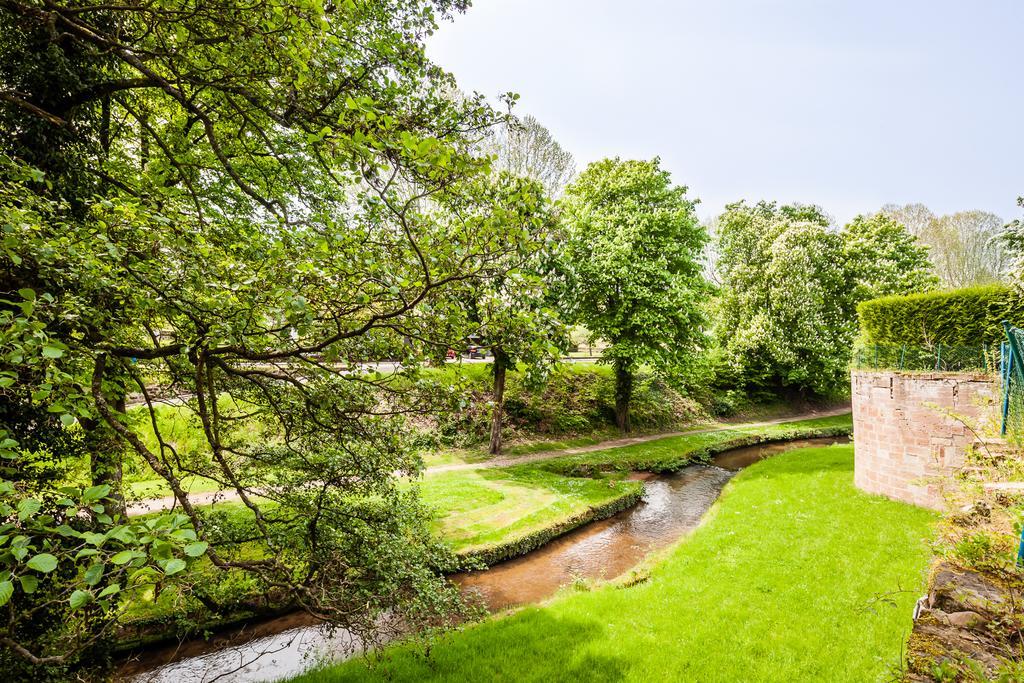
top-left (852, 370), bottom-right (998, 509)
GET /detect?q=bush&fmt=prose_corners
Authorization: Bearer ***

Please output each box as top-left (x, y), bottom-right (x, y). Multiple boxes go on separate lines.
top-left (857, 284), bottom-right (1024, 346)
top-left (429, 363), bottom-right (706, 446)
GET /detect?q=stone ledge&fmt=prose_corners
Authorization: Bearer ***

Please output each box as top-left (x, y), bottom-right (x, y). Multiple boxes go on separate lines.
top-left (906, 563), bottom-right (1023, 680)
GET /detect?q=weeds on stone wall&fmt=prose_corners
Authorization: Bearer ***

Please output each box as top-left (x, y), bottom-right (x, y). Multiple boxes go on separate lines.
top-left (906, 407), bottom-right (1024, 681)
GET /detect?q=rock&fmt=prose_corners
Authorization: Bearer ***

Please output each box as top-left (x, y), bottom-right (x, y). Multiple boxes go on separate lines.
top-left (945, 610), bottom-right (985, 629)
top-left (907, 616), bottom-right (1003, 675)
top-left (929, 566), bottom-right (1007, 618)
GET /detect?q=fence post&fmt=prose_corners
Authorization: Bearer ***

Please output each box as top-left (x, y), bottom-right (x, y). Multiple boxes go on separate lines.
top-left (1004, 357), bottom-right (1012, 436)
top-left (899, 344), bottom-right (906, 370)
top-left (935, 343), bottom-right (942, 371)
top-left (873, 345), bottom-right (878, 369)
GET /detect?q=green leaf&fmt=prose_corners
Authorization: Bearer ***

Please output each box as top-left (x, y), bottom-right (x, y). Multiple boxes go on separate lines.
top-left (69, 589), bottom-right (92, 610)
top-left (82, 484), bottom-right (110, 503)
top-left (17, 288), bottom-right (35, 301)
top-left (16, 498), bottom-right (40, 521)
top-left (106, 526), bottom-right (136, 544)
top-left (162, 558), bottom-right (186, 576)
top-left (110, 550), bottom-right (140, 565)
top-left (41, 344), bottom-right (64, 359)
top-left (60, 413), bottom-right (76, 427)
top-left (0, 580), bottom-right (12, 606)
top-left (18, 574), bottom-right (38, 594)
top-left (183, 541), bottom-right (209, 557)
top-left (83, 563), bottom-right (105, 586)
top-left (26, 553), bottom-right (58, 573)
top-left (55, 524), bottom-right (81, 538)
top-left (98, 583), bottom-right (120, 598)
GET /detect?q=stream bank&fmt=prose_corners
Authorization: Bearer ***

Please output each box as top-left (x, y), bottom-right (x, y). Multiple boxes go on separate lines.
top-left (119, 436), bottom-right (847, 682)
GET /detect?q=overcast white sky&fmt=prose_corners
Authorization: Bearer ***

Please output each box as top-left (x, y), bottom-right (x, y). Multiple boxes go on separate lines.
top-left (427, 0), bottom-right (1024, 225)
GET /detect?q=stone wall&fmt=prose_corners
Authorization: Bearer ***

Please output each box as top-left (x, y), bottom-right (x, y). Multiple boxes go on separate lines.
top-left (851, 370), bottom-right (998, 509)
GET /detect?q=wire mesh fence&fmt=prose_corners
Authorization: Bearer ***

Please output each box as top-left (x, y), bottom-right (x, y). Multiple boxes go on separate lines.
top-left (851, 343), bottom-right (1000, 373)
top-left (1001, 324), bottom-right (1024, 438)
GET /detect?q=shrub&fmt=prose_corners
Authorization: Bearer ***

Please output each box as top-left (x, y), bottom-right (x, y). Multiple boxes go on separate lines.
top-left (430, 364), bottom-right (706, 446)
top-left (857, 284), bottom-right (1024, 346)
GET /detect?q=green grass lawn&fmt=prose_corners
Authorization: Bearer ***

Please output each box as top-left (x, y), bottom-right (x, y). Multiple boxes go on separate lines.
top-left (538, 413), bottom-right (852, 474)
top-left (420, 467), bottom-right (640, 553)
top-left (291, 443), bottom-right (936, 683)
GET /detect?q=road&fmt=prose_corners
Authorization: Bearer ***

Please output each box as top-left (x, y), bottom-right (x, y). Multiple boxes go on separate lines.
top-left (125, 356), bottom-right (602, 407)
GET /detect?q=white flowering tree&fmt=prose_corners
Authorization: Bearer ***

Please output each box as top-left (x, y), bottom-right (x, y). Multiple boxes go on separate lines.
top-left (715, 201), bottom-right (934, 397)
top-left (559, 158), bottom-right (708, 432)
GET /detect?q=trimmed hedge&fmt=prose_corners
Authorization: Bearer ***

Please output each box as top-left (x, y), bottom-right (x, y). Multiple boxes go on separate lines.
top-left (857, 284), bottom-right (1024, 346)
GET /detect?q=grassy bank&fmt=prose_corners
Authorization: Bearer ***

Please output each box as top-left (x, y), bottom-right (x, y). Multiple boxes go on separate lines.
top-left (115, 415), bottom-right (853, 649)
top-left (538, 413), bottom-right (852, 475)
top-left (292, 444), bottom-right (937, 683)
top-left (421, 467), bottom-right (641, 557)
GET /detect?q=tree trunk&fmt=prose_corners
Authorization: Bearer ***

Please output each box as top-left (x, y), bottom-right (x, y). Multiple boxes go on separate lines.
top-left (614, 359), bottom-right (633, 434)
top-left (84, 391), bottom-right (125, 516)
top-left (488, 347), bottom-right (510, 456)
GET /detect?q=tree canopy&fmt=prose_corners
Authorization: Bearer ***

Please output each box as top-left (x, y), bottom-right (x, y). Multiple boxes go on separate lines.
top-left (0, 0), bottom-right (545, 672)
top-left (558, 157), bottom-right (707, 431)
top-left (714, 201), bottom-right (935, 397)
top-left (881, 203), bottom-right (1009, 288)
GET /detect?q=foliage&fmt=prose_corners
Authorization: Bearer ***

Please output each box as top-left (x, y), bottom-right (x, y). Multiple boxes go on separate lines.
top-left (0, 0), bottom-right (544, 668)
top-left (1002, 196), bottom-right (1024, 289)
top-left (881, 204), bottom-right (1010, 288)
top-left (451, 173), bottom-right (567, 454)
top-left (857, 284), bottom-right (1024, 346)
top-left (714, 201), bottom-right (935, 397)
top-left (289, 444), bottom-right (936, 683)
top-left (428, 363), bottom-right (704, 446)
top-left (714, 201), bottom-right (851, 396)
top-left (0, 477), bottom-right (201, 677)
top-left (558, 158), bottom-right (708, 431)
top-left (483, 114), bottom-right (576, 197)
top-left (842, 213), bottom-right (938, 300)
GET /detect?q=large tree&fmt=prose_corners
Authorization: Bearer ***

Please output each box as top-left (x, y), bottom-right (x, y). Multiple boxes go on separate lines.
top-left (881, 204), bottom-right (1009, 287)
top-left (558, 158), bottom-right (707, 433)
top-left (1004, 197), bottom-right (1024, 288)
top-left (471, 113), bottom-right (572, 455)
top-left (0, 0), bottom-right (541, 672)
top-left (482, 114), bottom-right (575, 197)
top-left (715, 202), bottom-right (936, 397)
top-left (841, 213), bottom-right (938, 301)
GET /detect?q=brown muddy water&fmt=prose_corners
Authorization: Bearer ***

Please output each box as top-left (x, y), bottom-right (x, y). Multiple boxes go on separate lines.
top-left (119, 436), bottom-right (846, 682)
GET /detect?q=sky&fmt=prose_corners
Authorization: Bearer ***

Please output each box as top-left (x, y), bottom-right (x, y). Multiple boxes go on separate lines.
top-left (427, 0), bottom-right (1024, 225)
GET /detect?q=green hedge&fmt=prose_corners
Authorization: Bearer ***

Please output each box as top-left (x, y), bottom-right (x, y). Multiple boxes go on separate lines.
top-left (857, 284), bottom-right (1024, 346)
top-left (455, 485), bottom-right (643, 568)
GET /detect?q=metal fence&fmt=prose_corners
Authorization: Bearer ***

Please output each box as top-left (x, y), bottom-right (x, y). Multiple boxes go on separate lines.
top-left (851, 343), bottom-right (1000, 373)
top-left (1001, 322), bottom-right (1024, 437)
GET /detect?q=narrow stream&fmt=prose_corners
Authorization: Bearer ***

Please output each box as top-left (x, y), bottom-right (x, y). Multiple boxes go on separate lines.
top-left (119, 436), bottom-right (846, 682)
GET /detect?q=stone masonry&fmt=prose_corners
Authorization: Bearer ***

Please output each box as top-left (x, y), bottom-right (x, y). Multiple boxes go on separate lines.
top-left (851, 370), bottom-right (998, 510)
